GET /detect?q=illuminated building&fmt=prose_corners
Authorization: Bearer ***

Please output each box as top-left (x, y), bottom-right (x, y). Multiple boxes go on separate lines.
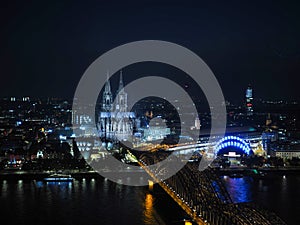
top-left (98, 70), bottom-right (135, 141)
top-left (195, 116), bottom-right (201, 130)
top-left (245, 84), bottom-right (253, 116)
top-left (22, 97), bottom-right (30, 102)
top-left (37, 150), bottom-right (44, 158)
top-left (262, 131), bottom-right (277, 156)
top-left (142, 117), bottom-right (170, 141)
top-left (214, 135), bottom-right (253, 166)
top-left (143, 126), bottom-right (170, 141)
top-left (215, 136), bottom-right (252, 156)
top-left (275, 149), bottom-right (300, 159)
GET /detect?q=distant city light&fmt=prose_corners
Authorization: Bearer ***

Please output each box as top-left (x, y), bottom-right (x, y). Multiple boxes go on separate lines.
top-left (59, 135), bottom-right (67, 141)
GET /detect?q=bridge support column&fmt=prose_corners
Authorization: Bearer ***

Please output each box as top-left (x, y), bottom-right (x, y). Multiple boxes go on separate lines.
top-left (148, 180), bottom-right (154, 191)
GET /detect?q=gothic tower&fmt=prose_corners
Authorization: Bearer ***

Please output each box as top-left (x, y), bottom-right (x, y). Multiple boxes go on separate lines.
top-left (102, 71), bottom-right (113, 112)
top-left (115, 70), bottom-right (128, 112)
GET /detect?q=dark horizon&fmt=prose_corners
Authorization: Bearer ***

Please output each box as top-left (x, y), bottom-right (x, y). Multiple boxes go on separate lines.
top-left (1, 1), bottom-right (300, 102)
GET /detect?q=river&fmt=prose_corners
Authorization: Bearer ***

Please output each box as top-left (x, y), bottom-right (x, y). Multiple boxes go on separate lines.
top-left (0, 173), bottom-right (299, 225)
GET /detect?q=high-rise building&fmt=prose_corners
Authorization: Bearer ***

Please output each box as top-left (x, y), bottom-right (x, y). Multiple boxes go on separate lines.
top-left (245, 85), bottom-right (253, 116)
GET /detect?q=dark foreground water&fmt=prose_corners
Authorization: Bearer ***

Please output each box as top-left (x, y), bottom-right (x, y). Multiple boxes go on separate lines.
top-left (223, 173), bottom-right (300, 225)
top-left (0, 177), bottom-right (186, 225)
top-left (0, 173), bottom-right (299, 225)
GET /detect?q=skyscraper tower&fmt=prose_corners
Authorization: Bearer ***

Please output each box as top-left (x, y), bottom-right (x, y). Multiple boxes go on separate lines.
top-left (245, 84), bottom-right (253, 116)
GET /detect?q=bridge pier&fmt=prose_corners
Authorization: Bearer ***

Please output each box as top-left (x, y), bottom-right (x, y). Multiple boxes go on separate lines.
top-left (148, 180), bottom-right (154, 191)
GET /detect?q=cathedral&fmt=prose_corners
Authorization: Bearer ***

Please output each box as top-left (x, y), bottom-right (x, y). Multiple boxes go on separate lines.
top-left (98, 71), bottom-right (135, 141)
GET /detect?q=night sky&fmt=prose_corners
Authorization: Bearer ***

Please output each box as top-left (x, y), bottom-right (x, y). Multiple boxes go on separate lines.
top-left (1, 0), bottom-right (300, 103)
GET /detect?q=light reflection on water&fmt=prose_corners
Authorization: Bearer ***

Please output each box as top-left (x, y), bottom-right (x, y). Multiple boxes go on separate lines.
top-left (0, 178), bottom-right (179, 225)
top-left (143, 193), bottom-right (167, 225)
top-left (222, 176), bottom-right (253, 203)
top-left (144, 193), bottom-right (154, 224)
top-left (1, 174), bottom-right (298, 225)
top-left (1, 180), bottom-right (8, 198)
top-left (222, 174), bottom-right (300, 225)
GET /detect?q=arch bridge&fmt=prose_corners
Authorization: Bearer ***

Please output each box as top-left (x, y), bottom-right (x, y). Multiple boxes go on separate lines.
top-left (137, 151), bottom-right (286, 225)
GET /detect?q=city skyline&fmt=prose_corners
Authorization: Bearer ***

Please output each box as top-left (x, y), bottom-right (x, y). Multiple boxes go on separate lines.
top-left (1, 1), bottom-right (300, 225)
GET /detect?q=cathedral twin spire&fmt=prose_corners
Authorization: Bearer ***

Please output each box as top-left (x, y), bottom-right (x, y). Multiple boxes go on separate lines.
top-left (104, 71), bottom-right (111, 93)
top-left (104, 70), bottom-right (124, 95)
top-left (117, 70), bottom-right (124, 93)
top-left (102, 70), bottom-right (126, 112)
top-left (99, 70), bottom-right (134, 140)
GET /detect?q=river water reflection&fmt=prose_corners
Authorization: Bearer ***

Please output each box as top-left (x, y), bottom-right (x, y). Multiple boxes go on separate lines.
top-left (222, 173), bottom-right (300, 225)
top-left (0, 173), bottom-right (299, 225)
top-left (0, 177), bottom-right (185, 225)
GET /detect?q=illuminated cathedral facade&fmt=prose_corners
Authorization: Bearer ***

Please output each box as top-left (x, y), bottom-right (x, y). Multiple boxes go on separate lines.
top-left (98, 71), bottom-right (135, 141)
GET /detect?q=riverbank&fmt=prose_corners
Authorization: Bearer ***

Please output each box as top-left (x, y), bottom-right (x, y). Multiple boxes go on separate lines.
top-left (217, 166), bottom-right (300, 176)
top-left (0, 167), bottom-right (300, 180)
top-left (0, 168), bottom-right (148, 181)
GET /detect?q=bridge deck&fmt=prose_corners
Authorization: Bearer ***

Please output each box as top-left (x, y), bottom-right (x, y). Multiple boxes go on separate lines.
top-left (138, 161), bottom-right (206, 225)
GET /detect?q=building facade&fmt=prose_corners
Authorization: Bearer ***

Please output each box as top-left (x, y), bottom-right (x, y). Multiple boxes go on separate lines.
top-left (98, 71), bottom-right (135, 141)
